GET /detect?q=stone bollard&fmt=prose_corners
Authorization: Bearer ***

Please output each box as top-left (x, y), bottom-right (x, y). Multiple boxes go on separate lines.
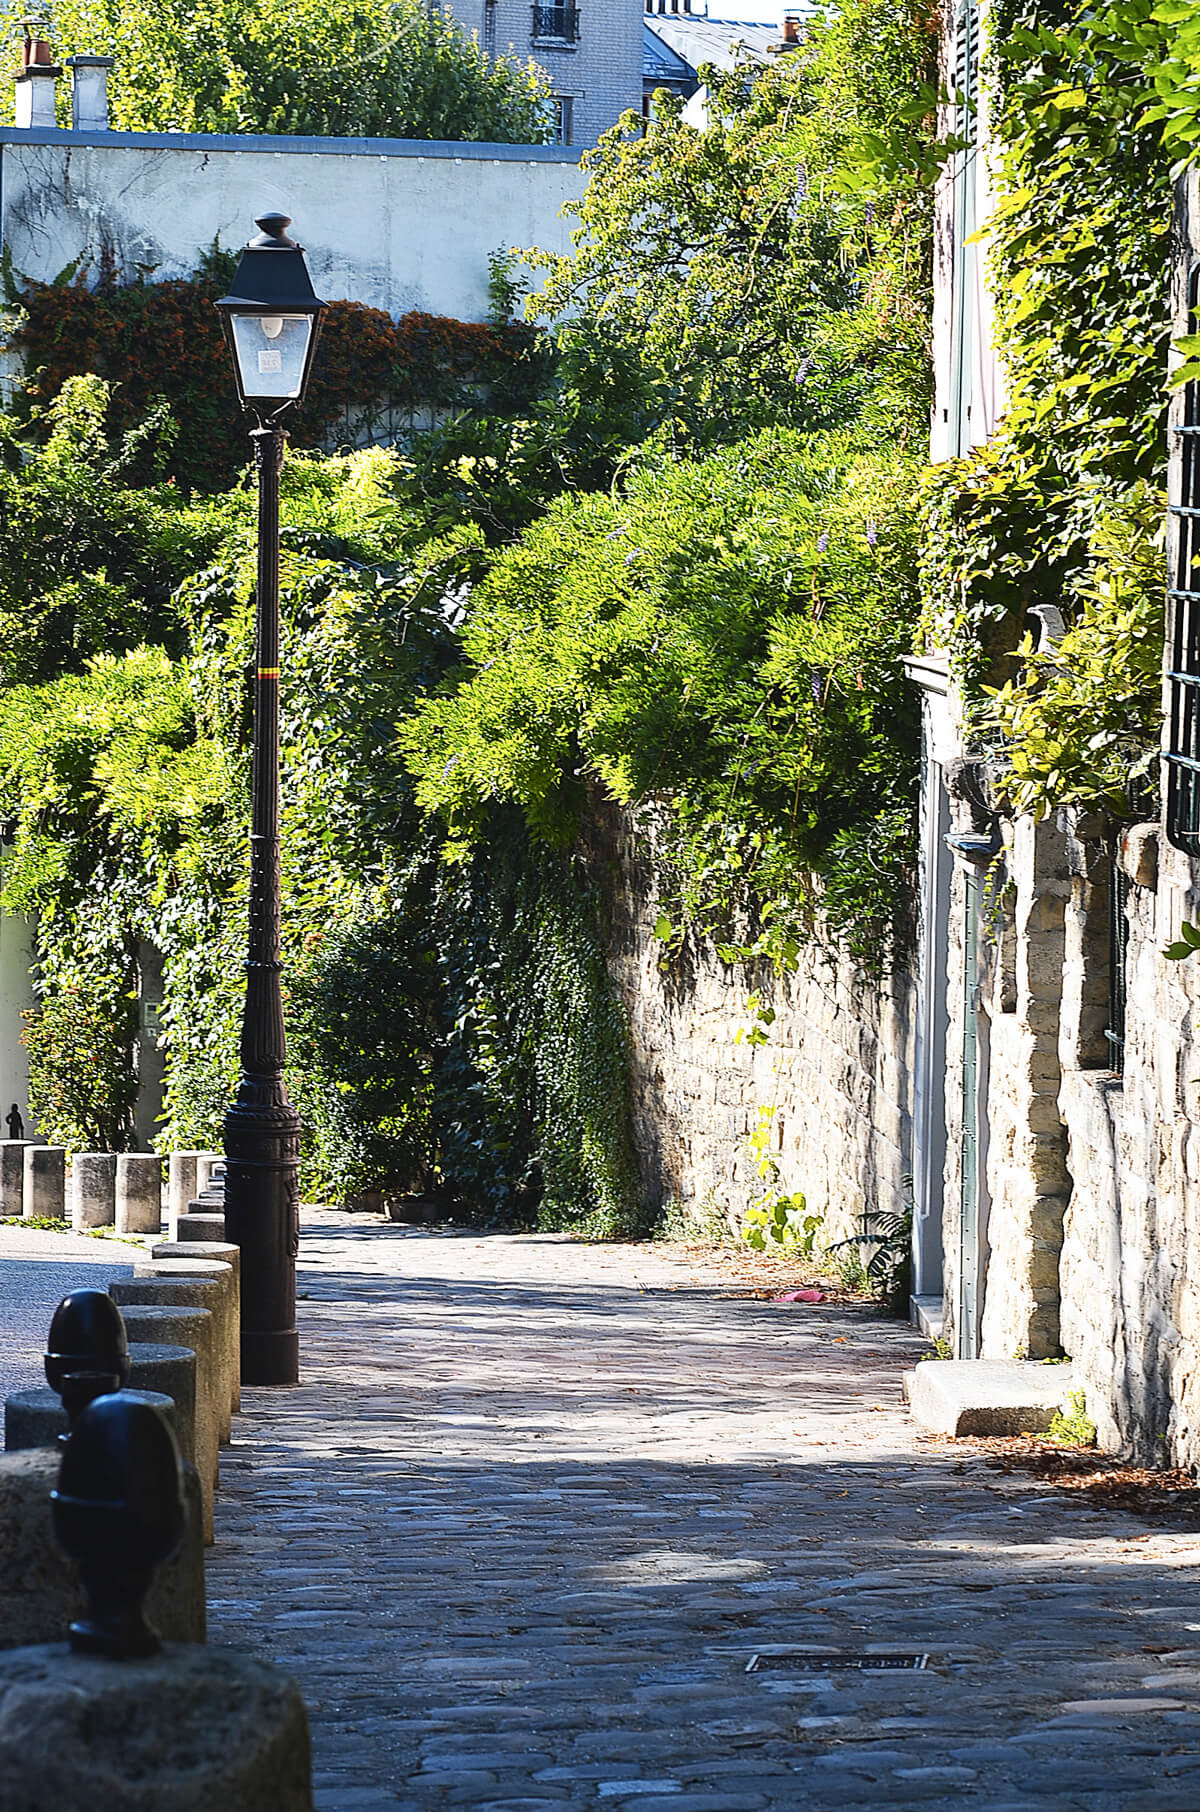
top-left (115, 1153), bottom-right (164, 1236)
top-left (0, 1392), bottom-right (311, 1808)
top-left (0, 1643), bottom-right (312, 1809)
top-left (155, 1242), bottom-right (241, 1412)
top-left (109, 1306), bottom-right (217, 1543)
top-left (23, 1146), bottom-right (66, 1220)
top-left (0, 1441), bottom-right (206, 1648)
top-left (178, 1211), bottom-right (226, 1243)
top-left (113, 1275), bottom-right (234, 1444)
top-left (124, 1342), bottom-right (198, 1467)
top-left (71, 1152), bottom-right (117, 1231)
top-left (168, 1152), bottom-right (197, 1232)
top-left (6, 1343), bottom-right (197, 1473)
top-left (168, 1151), bottom-right (221, 1238)
top-left (196, 1154), bottom-right (225, 1197)
top-left (0, 1141), bottom-right (30, 1216)
top-left (139, 1257), bottom-right (238, 1423)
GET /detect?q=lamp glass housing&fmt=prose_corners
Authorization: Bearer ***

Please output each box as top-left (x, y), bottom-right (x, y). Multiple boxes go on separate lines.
top-left (229, 311), bottom-right (316, 404)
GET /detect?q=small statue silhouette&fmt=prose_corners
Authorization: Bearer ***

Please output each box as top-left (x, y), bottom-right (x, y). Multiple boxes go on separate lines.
top-left (6, 1104), bottom-right (23, 1140)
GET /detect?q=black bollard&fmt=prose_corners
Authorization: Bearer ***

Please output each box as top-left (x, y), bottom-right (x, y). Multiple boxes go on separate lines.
top-left (51, 1392), bottom-right (186, 1659)
top-left (44, 1290), bottom-right (131, 1442)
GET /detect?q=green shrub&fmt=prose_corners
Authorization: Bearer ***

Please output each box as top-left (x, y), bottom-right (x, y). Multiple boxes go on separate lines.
top-left (401, 430), bottom-right (923, 968)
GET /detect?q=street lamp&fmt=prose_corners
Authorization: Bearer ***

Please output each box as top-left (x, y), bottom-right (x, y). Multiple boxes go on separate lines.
top-left (215, 213), bottom-right (326, 1386)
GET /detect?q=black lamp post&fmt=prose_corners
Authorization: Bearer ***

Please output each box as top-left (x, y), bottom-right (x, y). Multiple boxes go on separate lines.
top-left (215, 213), bottom-right (326, 1386)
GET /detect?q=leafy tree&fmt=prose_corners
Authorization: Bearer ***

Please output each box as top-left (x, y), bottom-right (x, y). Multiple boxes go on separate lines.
top-left (37, 0), bottom-right (550, 140)
top-left (23, 982), bottom-right (140, 1150)
top-left (0, 376), bottom-right (242, 684)
top-left (397, 0), bottom-right (939, 974)
top-left (0, 408), bottom-right (641, 1221)
top-left (525, 5), bottom-right (938, 460)
top-left (403, 0), bottom-right (939, 544)
top-left (400, 430), bottom-right (924, 969)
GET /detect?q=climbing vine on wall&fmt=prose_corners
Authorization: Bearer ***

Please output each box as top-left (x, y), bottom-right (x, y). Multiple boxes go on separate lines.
top-left (3, 249), bottom-right (544, 491)
top-left (0, 385), bottom-right (641, 1224)
top-left (920, 0), bottom-right (1175, 818)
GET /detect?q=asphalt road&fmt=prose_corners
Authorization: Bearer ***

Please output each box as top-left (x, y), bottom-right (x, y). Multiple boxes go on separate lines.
top-left (0, 1224), bottom-right (138, 1409)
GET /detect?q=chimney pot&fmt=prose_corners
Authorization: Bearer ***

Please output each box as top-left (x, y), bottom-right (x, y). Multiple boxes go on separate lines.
top-left (13, 25), bottom-right (60, 130)
top-left (19, 19), bottom-right (54, 68)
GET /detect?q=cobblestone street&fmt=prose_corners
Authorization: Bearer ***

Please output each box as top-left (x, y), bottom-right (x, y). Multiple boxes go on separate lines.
top-left (207, 1211), bottom-right (1200, 1811)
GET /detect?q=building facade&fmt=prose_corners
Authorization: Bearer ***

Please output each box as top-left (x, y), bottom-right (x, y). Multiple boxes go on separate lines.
top-left (904, 0), bottom-right (1200, 1467)
top-left (443, 0), bottom-right (644, 146)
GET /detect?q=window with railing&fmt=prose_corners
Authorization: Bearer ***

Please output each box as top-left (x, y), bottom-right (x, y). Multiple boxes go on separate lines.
top-left (1166, 264), bottom-right (1200, 852)
top-left (533, 3), bottom-right (580, 41)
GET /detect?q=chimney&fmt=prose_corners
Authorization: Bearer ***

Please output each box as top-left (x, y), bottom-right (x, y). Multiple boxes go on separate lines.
top-left (13, 20), bottom-right (60, 129)
top-left (67, 54), bottom-right (114, 130)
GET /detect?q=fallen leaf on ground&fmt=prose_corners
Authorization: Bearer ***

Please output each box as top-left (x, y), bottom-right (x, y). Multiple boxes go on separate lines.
top-left (773, 1288), bottom-right (825, 1303)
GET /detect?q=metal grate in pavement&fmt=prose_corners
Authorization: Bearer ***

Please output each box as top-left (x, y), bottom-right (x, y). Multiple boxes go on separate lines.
top-left (746, 1651), bottom-right (928, 1673)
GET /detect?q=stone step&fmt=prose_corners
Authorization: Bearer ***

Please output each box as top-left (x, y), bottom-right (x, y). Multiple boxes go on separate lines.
top-left (902, 1358), bottom-right (1075, 1437)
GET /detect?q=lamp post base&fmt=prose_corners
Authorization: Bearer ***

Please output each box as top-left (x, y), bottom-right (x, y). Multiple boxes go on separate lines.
top-left (240, 1326), bottom-right (300, 1387)
top-left (223, 1095), bottom-right (301, 1387)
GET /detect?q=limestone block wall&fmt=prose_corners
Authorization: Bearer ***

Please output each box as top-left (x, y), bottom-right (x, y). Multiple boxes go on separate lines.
top-left (587, 805), bottom-right (916, 1244)
top-left (1058, 825), bottom-right (1200, 1464)
top-left (935, 800), bottom-right (1200, 1461)
top-left (1055, 166), bottom-right (1200, 1466)
top-left (979, 817), bottom-right (1073, 1359)
top-left (939, 814), bottom-right (1074, 1363)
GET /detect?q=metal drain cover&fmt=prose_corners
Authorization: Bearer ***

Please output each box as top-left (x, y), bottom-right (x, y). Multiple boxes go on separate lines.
top-left (746, 1652), bottom-right (928, 1673)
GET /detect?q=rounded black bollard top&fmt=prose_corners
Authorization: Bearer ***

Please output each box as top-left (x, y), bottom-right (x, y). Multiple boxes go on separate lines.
top-left (51, 1392), bottom-right (186, 1659)
top-left (45, 1290), bottom-right (130, 1398)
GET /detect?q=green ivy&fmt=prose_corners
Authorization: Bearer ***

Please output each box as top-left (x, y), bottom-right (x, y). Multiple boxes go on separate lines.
top-left (0, 385), bottom-right (640, 1218)
top-left (920, 0), bottom-right (1175, 806)
top-left (400, 430), bottom-right (924, 970)
top-left (986, 484), bottom-right (1165, 818)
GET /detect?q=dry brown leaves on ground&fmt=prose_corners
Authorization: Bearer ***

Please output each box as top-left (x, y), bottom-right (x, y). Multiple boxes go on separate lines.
top-left (922, 1430), bottom-right (1200, 1520)
top-left (632, 1239), bottom-right (866, 1305)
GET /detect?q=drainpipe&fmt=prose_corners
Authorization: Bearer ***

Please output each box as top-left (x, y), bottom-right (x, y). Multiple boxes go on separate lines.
top-left (66, 55), bottom-right (114, 131)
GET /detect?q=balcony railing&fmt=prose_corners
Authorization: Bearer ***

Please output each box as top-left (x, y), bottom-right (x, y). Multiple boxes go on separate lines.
top-left (532, 4), bottom-right (580, 42)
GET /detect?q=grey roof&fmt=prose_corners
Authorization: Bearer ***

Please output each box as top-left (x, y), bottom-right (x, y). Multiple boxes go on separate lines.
top-left (643, 21), bottom-right (700, 85)
top-left (643, 15), bottom-right (786, 73)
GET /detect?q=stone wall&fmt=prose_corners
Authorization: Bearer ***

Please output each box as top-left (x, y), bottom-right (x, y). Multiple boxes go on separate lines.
top-left (932, 781), bottom-right (1200, 1463)
top-left (985, 167), bottom-right (1200, 1466)
top-left (588, 804), bottom-right (917, 1246)
top-left (1057, 825), bottom-right (1200, 1464)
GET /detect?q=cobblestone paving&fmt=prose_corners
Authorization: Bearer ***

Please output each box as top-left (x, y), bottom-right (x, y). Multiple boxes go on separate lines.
top-left (207, 1211), bottom-right (1200, 1811)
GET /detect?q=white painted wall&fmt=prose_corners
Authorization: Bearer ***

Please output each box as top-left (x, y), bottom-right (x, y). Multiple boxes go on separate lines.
top-left (0, 128), bottom-right (584, 322)
top-left (929, 0), bottom-right (1005, 465)
top-left (0, 890), bottom-right (34, 1140)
